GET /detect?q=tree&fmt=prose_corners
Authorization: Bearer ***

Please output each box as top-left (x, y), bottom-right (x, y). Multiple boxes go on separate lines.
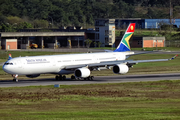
top-left (50, 6), bottom-right (64, 25)
top-left (174, 6), bottom-right (180, 18)
top-left (6, 16), bottom-right (23, 25)
top-left (0, 0), bottom-right (180, 28)
top-left (35, 0), bottom-right (52, 19)
top-left (1, 23), bottom-right (13, 32)
top-left (93, 41), bottom-right (97, 47)
top-left (84, 39), bottom-right (92, 48)
top-left (0, 0), bottom-right (17, 16)
top-left (0, 14), bottom-right (7, 23)
top-left (22, 0), bottom-right (39, 19)
top-left (97, 42), bottom-right (102, 48)
top-left (16, 22), bottom-right (33, 29)
top-left (33, 19), bottom-right (49, 28)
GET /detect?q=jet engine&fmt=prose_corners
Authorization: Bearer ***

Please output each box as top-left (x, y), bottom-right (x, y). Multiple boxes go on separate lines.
top-left (113, 64), bottom-right (129, 74)
top-left (74, 67), bottom-right (90, 78)
top-left (26, 74), bottom-right (40, 78)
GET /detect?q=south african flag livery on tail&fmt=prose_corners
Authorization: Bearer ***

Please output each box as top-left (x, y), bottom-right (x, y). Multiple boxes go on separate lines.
top-left (114, 23), bottom-right (135, 52)
top-left (8, 54), bottom-right (12, 60)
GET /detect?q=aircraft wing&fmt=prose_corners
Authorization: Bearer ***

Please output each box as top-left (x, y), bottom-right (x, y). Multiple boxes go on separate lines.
top-left (64, 60), bottom-right (132, 69)
top-left (63, 55), bottom-right (178, 70)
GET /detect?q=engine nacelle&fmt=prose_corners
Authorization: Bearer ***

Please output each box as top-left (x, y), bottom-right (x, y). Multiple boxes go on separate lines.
top-left (26, 74), bottom-right (40, 78)
top-left (113, 64), bottom-right (129, 74)
top-left (74, 67), bottom-right (90, 78)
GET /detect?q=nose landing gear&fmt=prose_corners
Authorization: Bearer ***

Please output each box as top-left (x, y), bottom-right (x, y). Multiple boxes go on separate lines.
top-left (12, 74), bottom-right (18, 82)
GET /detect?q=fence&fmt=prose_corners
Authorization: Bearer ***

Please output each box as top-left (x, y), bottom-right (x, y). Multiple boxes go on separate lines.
top-left (166, 40), bottom-right (180, 47)
top-left (0, 51), bottom-right (9, 60)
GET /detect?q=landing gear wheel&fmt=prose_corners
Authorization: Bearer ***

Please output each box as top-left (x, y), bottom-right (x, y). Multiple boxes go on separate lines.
top-left (83, 76), bottom-right (94, 81)
top-left (13, 78), bottom-right (18, 82)
top-left (62, 75), bottom-right (66, 80)
top-left (90, 76), bottom-right (94, 80)
top-left (55, 76), bottom-right (59, 80)
top-left (12, 74), bottom-right (18, 82)
top-left (55, 75), bottom-right (63, 80)
top-left (59, 75), bottom-right (62, 80)
top-left (71, 75), bottom-right (75, 80)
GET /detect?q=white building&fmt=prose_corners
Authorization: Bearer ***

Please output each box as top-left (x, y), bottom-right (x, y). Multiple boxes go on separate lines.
top-left (95, 19), bottom-right (115, 47)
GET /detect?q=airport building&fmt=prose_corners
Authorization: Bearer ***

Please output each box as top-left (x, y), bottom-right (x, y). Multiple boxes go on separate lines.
top-left (115, 18), bottom-right (180, 29)
top-left (85, 19), bottom-right (116, 47)
top-left (130, 37), bottom-right (165, 48)
top-left (115, 36), bottom-right (165, 48)
top-left (0, 30), bottom-right (85, 50)
top-left (0, 19), bottom-right (116, 49)
top-left (95, 19), bottom-right (116, 47)
top-left (0, 18), bottom-right (173, 50)
top-left (1, 39), bottom-right (17, 50)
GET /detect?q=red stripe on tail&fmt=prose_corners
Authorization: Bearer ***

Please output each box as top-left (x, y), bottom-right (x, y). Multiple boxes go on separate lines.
top-left (126, 23), bottom-right (135, 33)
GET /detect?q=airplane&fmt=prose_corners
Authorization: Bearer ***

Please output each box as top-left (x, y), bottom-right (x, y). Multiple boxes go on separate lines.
top-left (3, 23), bottom-right (177, 82)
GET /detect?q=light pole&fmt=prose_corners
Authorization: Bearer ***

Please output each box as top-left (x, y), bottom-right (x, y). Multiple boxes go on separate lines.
top-left (111, 36), bottom-right (113, 51)
top-left (48, 15), bottom-right (53, 28)
top-left (169, 0), bottom-right (173, 33)
top-left (156, 34), bottom-right (158, 50)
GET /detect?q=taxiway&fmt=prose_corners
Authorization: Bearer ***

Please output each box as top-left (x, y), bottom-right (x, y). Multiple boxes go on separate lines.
top-left (0, 73), bottom-right (179, 87)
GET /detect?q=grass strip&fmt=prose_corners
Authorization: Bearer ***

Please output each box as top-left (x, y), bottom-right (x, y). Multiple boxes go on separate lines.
top-left (0, 80), bottom-right (180, 119)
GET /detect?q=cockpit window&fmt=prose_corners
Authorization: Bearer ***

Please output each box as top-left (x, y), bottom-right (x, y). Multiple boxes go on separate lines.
top-left (4, 63), bottom-right (13, 65)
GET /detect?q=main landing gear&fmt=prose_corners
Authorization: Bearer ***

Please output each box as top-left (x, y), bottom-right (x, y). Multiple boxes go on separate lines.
top-left (12, 74), bottom-right (18, 82)
top-left (71, 75), bottom-right (94, 80)
top-left (84, 76), bottom-right (94, 80)
top-left (55, 75), bottom-right (66, 80)
top-left (55, 75), bottom-right (94, 80)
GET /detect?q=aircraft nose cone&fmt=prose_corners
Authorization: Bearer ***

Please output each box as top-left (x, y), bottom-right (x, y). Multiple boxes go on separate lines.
top-left (3, 65), bottom-right (8, 72)
top-left (3, 65), bottom-right (12, 74)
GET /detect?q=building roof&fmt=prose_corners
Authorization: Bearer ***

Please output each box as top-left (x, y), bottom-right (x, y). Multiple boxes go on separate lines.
top-left (0, 32), bottom-right (84, 37)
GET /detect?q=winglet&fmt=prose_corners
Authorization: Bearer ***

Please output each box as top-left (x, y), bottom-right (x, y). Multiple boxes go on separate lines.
top-left (114, 23), bottom-right (136, 52)
top-left (170, 54), bottom-right (178, 60)
top-left (8, 54), bottom-right (12, 60)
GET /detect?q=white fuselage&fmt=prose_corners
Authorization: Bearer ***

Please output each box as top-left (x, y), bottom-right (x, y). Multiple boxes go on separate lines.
top-left (3, 52), bottom-right (134, 75)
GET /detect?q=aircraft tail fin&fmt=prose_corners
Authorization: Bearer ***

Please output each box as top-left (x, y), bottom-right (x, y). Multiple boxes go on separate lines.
top-left (114, 23), bottom-right (136, 52)
top-left (8, 54), bottom-right (12, 60)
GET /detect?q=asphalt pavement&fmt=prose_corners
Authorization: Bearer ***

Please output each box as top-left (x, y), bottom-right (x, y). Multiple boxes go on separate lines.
top-left (0, 73), bottom-right (179, 87)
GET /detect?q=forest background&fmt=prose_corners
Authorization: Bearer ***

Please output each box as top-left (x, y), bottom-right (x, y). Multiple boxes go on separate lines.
top-left (0, 0), bottom-right (180, 31)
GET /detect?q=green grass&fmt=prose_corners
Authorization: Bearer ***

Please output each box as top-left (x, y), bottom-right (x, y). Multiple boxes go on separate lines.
top-left (0, 50), bottom-right (77, 60)
top-left (1, 80), bottom-right (180, 119)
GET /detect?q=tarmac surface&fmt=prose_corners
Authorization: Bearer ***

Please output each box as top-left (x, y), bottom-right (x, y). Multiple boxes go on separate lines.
top-left (0, 73), bottom-right (180, 87)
